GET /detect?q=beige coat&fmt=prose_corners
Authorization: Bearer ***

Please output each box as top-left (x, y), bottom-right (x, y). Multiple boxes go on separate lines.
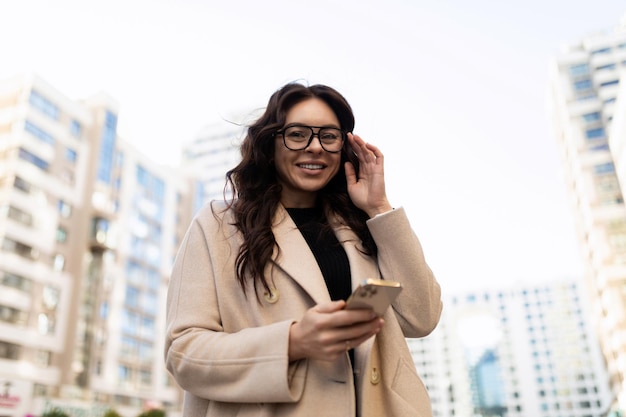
top-left (165, 202), bottom-right (442, 417)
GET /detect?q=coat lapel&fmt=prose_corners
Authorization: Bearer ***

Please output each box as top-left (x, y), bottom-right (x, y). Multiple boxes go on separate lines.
top-left (332, 218), bottom-right (381, 289)
top-left (271, 206), bottom-right (380, 304)
top-left (271, 205), bottom-right (330, 304)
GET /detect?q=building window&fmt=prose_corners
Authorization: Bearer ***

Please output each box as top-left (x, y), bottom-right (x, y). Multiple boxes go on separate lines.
top-left (596, 63), bottom-right (616, 71)
top-left (118, 365), bottom-right (132, 382)
top-left (24, 120), bottom-right (55, 145)
top-left (42, 285), bottom-right (60, 310)
top-left (582, 112), bottom-right (601, 123)
top-left (0, 304), bottom-right (28, 325)
top-left (13, 176), bottom-right (31, 193)
top-left (53, 254), bottom-right (65, 271)
top-left (569, 63), bottom-right (589, 76)
top-left (18, 148), bottom-right (49, 171)
top-left (586, 128), bottom-right (606, 140)
top-left (70, 119), bottom-right (81, 137)
top-left (600, 80), bottom-right (619, 88)
top-left (0, 271), bottom-right (32, 292)
top-left (125, 286), bottom-right (140, 308)
top-left (65, 147), bottom-right (77, 163)
top-left (96, 110), bottom-right (118, 184)
top-left (56, 226), bottom-right (68, 243)
top-left (29, 90), bottom-right (59, 120)
top-left (2, 238), bottom-right (38, 260)
top-left (140, 369), bottom-right (152, 385)
top-left (122, 309), bottom-right (139, 335)
top-left (58, 200), bottom-right (72, 218)
top-left (573, 79), bottom-right (593, 91)
top-left (593, 162), bottom-right (615, 175)
top-left (1, 205), bottom-right (33, 226)
top-left (591, 47), bottom-right (611, 55)
top-left (0, 341), bottom-right (20, 360)
top-left (37, 313), bottom-right (55, 335)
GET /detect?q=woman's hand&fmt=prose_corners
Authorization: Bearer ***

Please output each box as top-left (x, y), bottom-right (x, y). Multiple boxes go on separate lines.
top-left (344, 133), bottom-right (393, 218)
top-left (288, 300), bottom-right (384, 362)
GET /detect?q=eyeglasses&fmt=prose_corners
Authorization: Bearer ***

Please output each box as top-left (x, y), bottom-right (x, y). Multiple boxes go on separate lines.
top-left (275, 125), bottom-right (345, 153)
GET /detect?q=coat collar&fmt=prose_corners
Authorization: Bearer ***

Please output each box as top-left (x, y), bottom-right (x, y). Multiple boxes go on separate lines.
top-left (270, 204), bottom-right (380, 304)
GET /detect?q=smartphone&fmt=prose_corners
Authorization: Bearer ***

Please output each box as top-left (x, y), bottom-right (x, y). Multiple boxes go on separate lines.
top-left (345, 279), bottom-right (403, 316)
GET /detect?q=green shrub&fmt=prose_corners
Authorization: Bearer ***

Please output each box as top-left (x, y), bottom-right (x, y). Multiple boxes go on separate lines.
top-left (103, 410), bottom-right (123, 417)
top-left (137, 410), bottom-right (165, 417)
top-left (42, 408), bottom-right (70, 417)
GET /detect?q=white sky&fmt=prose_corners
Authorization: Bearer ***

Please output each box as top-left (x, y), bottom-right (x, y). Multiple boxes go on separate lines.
top-left (2, 0), bottom-right (625, 292)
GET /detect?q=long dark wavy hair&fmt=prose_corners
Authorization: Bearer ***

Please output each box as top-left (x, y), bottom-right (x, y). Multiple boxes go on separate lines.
top-left (223, 82), bottom-right (377, 297)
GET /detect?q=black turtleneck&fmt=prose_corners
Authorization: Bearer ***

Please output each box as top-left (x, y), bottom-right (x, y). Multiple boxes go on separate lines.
top-left (285, 207), bottom-right (352, 302)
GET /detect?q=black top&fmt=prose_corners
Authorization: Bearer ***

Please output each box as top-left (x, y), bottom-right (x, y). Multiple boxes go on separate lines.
top-left (286, 206), bottom-right (356, 387)
top-left (285, 207), bottom-right (352, 301)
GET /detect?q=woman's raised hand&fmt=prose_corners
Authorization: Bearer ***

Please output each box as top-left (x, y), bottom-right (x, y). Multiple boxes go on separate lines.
top-left (344, 133), bottom-right (393, 218)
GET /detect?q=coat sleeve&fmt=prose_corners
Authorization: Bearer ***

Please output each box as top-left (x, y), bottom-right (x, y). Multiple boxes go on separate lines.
top-left (366, 207), bottom-right (443, 338)
top-left (164, 210), bottom-right (307, 403)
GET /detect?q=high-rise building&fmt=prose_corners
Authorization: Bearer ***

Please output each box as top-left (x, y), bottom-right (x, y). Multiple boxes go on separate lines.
top-left (548, 16), bottom-right (626, 412)
top-left (409, 279), bottom-right (612, 417)
top-left (180, 121), bottom-right (243, 211)
top-left (0, 74), bottom-right (195, 417)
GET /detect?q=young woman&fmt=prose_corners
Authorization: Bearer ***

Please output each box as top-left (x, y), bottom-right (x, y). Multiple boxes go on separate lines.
top-left (165, 82), bottom-right (442, 417)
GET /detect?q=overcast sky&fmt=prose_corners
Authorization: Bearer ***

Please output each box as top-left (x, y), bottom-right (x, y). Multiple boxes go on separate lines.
top-left (2, 0), bottom-right (626, 292)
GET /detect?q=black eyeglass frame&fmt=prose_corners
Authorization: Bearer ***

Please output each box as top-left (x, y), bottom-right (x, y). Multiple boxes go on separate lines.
top-left (274, 125), bottom-right (347, 153)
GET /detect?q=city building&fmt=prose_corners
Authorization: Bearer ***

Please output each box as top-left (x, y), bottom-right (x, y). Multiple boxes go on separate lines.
top-left (180, 121), bottom-right (243, 211)
top-left (548, 15), bottom-right (626, 412)
top-left (0, 74), bottom-right (195, 417)
top-left (409, 279), bottom-right (613, 417)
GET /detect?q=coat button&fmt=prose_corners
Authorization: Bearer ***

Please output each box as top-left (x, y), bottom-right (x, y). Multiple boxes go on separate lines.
top-left (370, 367), bottom-right (381, 385)
top-left (263, 288), bottom-right (280, 304)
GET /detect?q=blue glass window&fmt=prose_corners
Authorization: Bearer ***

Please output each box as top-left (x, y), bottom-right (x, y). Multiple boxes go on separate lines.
top-left (582, 112), bottom-right (601, 122)
top-left (24, 120), bottom-right (55, 145)
top-left (96, 111), bottom-right (118, 184)
top-left (65, 147), bottom-right (77, 163)
top-left (591, 47), bottom-right (611, 55)
top-left (99, 301), bottom-right (108, 319)
top-left (29, 90), bottom-right (59, 120)
top-left (596, 63), bottom-right (616, 71)
top-left (70, 120), bottom-right (81, 137)
top-left (573, 79), bottom-right (592, 91)
top-left (590, 144), bottom-right (609, 152)
top-left (118, 365), bottom-right (131, 381)
top-left (586, 128), bottom-right (605, 139)
top-left (146, 268), bottom-right (160, 291)
top-left (141, 292), bottom-right (158, 315)
top-left (600, 80), bottom-right (619, 88)
top-left (125, 286), bottom-right (140, 308)
top-left (569, 63), bottom-right (589, 76)
top-left (18, 148), bottom-right (49, 171)
top-left (594, 162), bottom-right (615, 174)
top-left (122, 309), bottom-right (139, 334)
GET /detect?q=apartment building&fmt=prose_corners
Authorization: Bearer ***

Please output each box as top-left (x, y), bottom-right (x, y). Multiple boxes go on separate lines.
top-left (410, 279), bottom-right (612, 417)
top-left (548, 16), bottom-right (626, 412)
top-left (180, 121), bottom-right (243, 211)
top-left (0, 74), bottom-right (195, 417)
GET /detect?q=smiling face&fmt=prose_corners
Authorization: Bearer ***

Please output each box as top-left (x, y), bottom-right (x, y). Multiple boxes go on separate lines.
top-left (274, 98), bottom-right (343, 208)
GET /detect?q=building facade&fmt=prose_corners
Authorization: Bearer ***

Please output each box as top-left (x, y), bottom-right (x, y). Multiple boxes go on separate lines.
top-left (0, 74), bottom-right (195, 417)
top-left (548, 16), bottom-right (626, 412)
top-left (409, 279), bottom-right (613, 417)
top-left (180, 121), bottom-right (243, 211)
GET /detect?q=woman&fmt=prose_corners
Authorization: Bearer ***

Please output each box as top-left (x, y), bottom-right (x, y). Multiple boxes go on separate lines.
top-left (165, 82), bottom-right (442, 417)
